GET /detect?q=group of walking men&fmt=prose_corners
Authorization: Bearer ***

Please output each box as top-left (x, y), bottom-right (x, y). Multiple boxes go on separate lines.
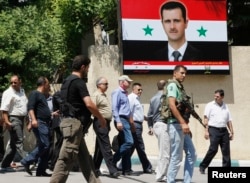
top-left (0, 55), bottom-right (234, 183)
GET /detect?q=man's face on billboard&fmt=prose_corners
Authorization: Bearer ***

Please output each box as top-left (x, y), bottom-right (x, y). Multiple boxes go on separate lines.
top-left (161, 8), bottom-right (188, 43)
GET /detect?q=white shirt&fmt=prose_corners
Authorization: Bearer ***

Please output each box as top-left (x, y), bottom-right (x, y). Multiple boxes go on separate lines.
top-left (0, 86), bottom-right (28, 116)
top-left (128, 92), bottom-right (144, 122)
top-left (168, 41), bottom-right (188, 62)
top-left (204, 100), bottom-right (232, 128)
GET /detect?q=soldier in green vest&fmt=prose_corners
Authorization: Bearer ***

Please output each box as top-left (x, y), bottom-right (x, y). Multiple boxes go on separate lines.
top-left (165, 65), bottom-right (196, 183)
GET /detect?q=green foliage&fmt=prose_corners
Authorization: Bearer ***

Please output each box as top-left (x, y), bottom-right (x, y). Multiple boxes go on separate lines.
top-left (228, 0), bottom-right (250, 45)
top-left (51, 0), bottom-right (118, 57)
top-left (0, 5), bottom-right (66, 92)
top-left (0, 0), bottom-right (118, 92)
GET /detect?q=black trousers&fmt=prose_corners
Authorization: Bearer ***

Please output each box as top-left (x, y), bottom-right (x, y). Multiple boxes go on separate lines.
top-left (200, 126), bottom-right (231, 168)
top-left (0, 126), bottom-right (4, 162)
top-left (130, 122), bottom-right (152, 171)
top-left (93, 118), bottom-right (117, 174)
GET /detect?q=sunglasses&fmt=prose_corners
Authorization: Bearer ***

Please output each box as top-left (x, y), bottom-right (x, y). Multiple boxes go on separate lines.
top-left (100, 83), bottom-right (108, 86)
top-left (10, 82), bottom-right (17, 84)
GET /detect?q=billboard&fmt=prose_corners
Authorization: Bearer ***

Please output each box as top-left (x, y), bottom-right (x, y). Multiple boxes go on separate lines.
top-left (120, 0), bottom-right (230, 74)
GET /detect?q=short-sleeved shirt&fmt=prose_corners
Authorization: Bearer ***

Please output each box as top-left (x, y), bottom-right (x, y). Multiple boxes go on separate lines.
top-left (204, 100), bottom-right (232, 128)
top-left (167, 81), bottom-right (183, 122)
top-left (92, 90), bottom-right (112, 120)
top-left (67, 77), bottom-right (91, 122)
top-left (1, 86), bottom-right (28, 116)
top-left (28, 90), bottom-right (51, 121)
top-left (167, 82), bottom-right (182, 102)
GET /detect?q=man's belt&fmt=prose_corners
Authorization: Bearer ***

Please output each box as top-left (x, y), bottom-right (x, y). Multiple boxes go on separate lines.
top-left (209, 126), bottom-right (227, 131)
top-left (119, 115), bottom-right (129, 120)
top-left (9, 115), bottom-right (25, 120)
top-left (134, 121), bottom-right (143, 124)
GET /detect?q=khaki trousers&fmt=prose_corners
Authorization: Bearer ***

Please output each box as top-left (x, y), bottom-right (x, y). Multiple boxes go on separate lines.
top-left (50, 118), bottom-right (101, 183)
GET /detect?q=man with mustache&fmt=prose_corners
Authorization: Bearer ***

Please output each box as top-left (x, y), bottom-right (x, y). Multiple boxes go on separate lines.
top-left (155, 1), bottom-right (202, 61)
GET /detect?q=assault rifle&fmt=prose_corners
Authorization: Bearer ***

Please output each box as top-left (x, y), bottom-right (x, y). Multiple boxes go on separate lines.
top-left (180, 95), bottom-right (206, 128)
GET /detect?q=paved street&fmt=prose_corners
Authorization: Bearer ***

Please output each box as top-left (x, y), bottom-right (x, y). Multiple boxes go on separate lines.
top-left (0, 163), bottom-right (207, 183)
top-left (1, 158), bottom-right (250, 183)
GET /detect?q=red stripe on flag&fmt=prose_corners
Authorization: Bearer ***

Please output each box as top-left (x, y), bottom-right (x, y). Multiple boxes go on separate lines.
top-left (124, 61), bottom-right (229, 66)
top-left (121, 0), bottom-right (226, 21)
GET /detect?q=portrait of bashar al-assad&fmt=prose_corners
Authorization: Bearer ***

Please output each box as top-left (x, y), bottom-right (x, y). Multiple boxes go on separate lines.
top-left (154, 1), bottom-right (202, 62)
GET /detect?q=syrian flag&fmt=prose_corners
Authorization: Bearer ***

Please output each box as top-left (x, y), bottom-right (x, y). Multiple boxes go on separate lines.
top-left (120, 0), bottom-right (230, 74)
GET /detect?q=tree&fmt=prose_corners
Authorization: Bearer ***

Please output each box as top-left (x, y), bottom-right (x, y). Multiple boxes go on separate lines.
top-left (228, 0), bottom-right (250, 45)
top-left (0, 5), bottom-right (66, 91)
top-left (0, 0), bottom-right (118, 92)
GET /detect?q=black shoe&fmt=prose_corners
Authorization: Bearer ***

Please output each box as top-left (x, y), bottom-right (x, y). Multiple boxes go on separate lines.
top-left (20, 160), bottom-right (32, 176)
top-left (199, 167), bottom-right (205, 174)
top-left (109, 172), bottom-right (120, 178)
top-left (95, 170), bottom-right (102, 177)
top-left (36, 172), bottom-right (52, 177)
top-left (143, 169), bottom-right (154, 174)
top-left (123, 170), bottom-right (140, 176)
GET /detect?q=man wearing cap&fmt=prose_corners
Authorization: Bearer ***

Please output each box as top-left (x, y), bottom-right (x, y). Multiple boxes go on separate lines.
top-left (111, 75), bottom-right (135, 175)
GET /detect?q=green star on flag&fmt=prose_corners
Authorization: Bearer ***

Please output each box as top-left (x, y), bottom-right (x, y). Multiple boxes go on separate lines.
top-left (197, 26), bottom-right (207, 37)
top-left (143, 25), bottom-right (153, 36)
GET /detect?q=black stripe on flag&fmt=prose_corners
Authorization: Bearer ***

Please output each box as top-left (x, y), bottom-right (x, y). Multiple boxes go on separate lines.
top-left (122, 41), bottom-right (229, 61)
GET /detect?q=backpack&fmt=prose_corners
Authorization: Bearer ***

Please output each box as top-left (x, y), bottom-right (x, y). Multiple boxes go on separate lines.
top-left (159, 79), bottom-right (186, 120)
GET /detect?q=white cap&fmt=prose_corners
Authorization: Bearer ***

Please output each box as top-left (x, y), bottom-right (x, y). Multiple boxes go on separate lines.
top-left (118, 75), bottom-right (133, 82)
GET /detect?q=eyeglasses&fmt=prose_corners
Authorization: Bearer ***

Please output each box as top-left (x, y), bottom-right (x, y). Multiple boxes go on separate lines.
top-left (138, 89), bottom-right (143, 92)
top-left (100, 83), bottom-right (108, 86)
top-left (10, 82), bottom-right (17, 84)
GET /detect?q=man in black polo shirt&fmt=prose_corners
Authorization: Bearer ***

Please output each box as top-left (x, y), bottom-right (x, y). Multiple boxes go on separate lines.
top-left (50, 55), bottom-right (106, 183)
top-left (20, 76), bottom-right (51, 177)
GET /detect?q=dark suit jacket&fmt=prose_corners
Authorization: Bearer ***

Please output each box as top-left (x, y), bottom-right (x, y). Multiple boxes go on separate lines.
top-left (154, 42), bottom-right (202, 61)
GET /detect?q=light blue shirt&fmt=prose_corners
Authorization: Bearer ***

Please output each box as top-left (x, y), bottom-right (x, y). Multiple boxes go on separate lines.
top-left (128, 92), bottom-right (144, 122)
top-left (111, 87), bottom-right (131, 123)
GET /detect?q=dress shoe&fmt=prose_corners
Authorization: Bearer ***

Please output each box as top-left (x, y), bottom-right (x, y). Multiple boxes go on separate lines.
top-left (109, 171), bottom-right (120, 178)
top-left (95, 170), bottom-right (102, 177)
top-left (36, 172), bottom-right (52, 177)
top-left (20, 160), bottom-right (32, 176)
top-left (123, 170), bottom-right (140, 176)
top-left (199, 167), bottom-right (205, 174)
top-left (143, 169), bottom-right (154, 174)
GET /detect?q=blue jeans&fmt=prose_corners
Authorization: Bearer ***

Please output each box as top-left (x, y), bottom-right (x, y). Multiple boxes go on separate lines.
top-left (21, 119), bottom-right (50, 174)
top-left (113, 117), bottom-right (133, 172)
top-left (167, 123), bottom-right (197, 183)
top-left (167, 123), bottom-right (184, 183)
top-left (183, 134), bottom-right (197, 183)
